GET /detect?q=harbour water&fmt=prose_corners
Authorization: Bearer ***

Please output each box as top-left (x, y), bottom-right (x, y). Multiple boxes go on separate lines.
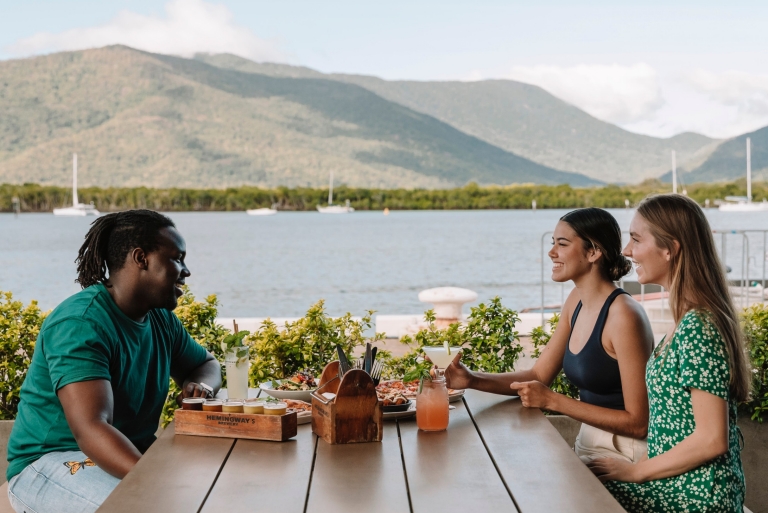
top-left (2, 209), bottom-right (767, 318)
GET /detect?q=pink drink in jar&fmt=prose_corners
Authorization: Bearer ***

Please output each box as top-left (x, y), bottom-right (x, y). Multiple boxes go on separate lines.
top-left (416, 377), bottom-right (449, 431)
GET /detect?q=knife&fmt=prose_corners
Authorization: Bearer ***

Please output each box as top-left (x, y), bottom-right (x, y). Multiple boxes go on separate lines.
top-left (364, 342), bottom-right (372, 374)
top-left (336, 345), bottom-right (349, 375)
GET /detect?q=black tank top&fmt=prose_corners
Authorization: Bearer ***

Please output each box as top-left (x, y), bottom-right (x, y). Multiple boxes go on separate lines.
top-left (561, 289), bottom-right (628, 410)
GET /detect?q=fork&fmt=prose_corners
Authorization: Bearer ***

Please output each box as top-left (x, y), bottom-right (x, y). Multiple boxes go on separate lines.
top-left (370, 360), bottom-right (383, 386)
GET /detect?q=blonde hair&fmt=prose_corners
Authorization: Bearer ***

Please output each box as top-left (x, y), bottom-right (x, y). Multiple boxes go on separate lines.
top-left (637, 194), bottom-right (751, 402)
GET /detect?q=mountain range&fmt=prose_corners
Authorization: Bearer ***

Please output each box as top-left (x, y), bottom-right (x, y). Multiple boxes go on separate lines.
top-left (660, 125), bottom-right (768, 184)
top-left (0, 45), bottom-right (760, 189)
top-left (195, 53), bottom-right (721, 184)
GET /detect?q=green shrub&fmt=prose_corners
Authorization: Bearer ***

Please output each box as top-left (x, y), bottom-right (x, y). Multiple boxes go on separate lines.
top-left (530, 313), bottom-right (580, 400)
top-left (0, 291), bottom-right (48, 419)
top-left (388, 297), bottom-right (523, 378)
top-left (162, 295), bottom-right (383, 426)
top-left (247, 300), bottom-right (382, 384)
top-left (9, 285), bottom-right (766, 428)
top-left (741, 304), bottom-right (768, 423)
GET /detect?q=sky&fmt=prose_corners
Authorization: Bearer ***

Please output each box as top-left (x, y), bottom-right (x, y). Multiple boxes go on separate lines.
top-left (1, 0), bottom-right (767, 139)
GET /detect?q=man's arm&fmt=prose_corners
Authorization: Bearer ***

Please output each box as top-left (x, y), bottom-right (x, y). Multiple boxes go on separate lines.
top-left (57, 379), bottom-right (142, 479)
top-left (173, 353), bottom-right (222, 400)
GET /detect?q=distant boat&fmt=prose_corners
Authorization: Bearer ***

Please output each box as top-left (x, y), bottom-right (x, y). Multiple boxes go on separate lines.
top-left (719, 138), bottom-right (768, 212)
top-left (246, 207), bottom-right (278, 216)
top-left (317, 170), bottom-right (353, 214)
top-left (53, 154), bottom-right (100, 216)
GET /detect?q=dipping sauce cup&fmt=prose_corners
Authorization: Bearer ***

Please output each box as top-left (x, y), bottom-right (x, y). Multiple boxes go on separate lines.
top-left (182, 398), bottom-right (205, 411)
top-left (243, 400), bottom-right (265, 414)
top-left (222, 400), bottom-right (244, 413)
top-left (264, 402), bottom-right (287, 416)
top-left (202, 400), bottom-right (223, 412)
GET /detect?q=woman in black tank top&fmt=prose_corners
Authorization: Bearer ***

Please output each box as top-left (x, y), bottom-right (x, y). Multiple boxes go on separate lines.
top-left (445, 208), bottom-right (654, 464)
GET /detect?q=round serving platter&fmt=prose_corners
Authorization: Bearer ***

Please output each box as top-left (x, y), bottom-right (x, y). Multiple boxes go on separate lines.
top-left (258, 380), bottom-right (315, 403)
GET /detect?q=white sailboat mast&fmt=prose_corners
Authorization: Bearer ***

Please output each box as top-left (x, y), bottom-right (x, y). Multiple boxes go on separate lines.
top-left (328, 170), bottom-right (334, 206)
top-left (671, 150), bottom-right (677, 194)
top-left (72, 153), bottom-right (78, 206)
top-left (747, 138), bottom-right (752, 202)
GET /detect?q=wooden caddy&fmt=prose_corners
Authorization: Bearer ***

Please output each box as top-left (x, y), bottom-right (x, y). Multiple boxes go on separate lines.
top-left (311, 360), bottom-right (383, 445)
top-left (174, 409), bottom-right (298, 441)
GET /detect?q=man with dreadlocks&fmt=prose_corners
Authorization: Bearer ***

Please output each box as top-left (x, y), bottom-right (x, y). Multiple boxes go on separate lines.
top-left (6, 209), bottom-right (222, 513)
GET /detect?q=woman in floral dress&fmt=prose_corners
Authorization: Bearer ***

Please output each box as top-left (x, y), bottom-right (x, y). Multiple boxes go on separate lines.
top-left (587, 194), bottom-right (750, 513)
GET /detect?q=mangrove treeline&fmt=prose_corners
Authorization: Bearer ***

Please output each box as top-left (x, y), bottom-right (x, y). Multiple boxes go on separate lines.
top-left (2, 180), bottom-right (766, 213)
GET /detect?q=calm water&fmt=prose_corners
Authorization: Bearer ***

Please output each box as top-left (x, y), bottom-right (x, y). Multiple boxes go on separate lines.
top-left (2, 209), bottom-right (767, 317)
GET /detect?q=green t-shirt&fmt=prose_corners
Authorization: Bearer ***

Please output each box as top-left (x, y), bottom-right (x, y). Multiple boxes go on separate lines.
top-left (6, 283), bottom-right (210, 481)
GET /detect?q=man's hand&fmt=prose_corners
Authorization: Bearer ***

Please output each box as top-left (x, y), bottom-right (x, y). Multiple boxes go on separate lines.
top-left (444, 352), bottom-right (473, 390)
top-left (176, 381), bottom-right (214, 406)
top-left (509, 381), bottom-right (554, 410)
top-left (173, 356), bottom-right (222, 406)
top-left (587, 457), bottom-right (643, 483)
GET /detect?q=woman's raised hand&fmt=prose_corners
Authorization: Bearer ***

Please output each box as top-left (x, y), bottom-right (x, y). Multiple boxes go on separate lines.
top-left (444, 352), bottom-right (473, 390)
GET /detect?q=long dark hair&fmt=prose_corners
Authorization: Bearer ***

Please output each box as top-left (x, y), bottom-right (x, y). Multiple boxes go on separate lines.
top-left (75, 210), bottom-right (176, 288)
top-left (637, 194), bottom-right (750, 402)
top-left (560, 208), bottom-right (632, 281)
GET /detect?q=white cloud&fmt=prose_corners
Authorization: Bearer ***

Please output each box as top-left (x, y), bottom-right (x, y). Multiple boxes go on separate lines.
top-left (5, 0), bottom-right (286, 62)
top-left (685, 69), bottom-right (768, 118)
top-left (503, 63), bottom-right (664, 125)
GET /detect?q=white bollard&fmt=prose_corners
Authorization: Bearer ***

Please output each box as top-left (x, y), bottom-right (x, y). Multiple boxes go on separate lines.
top-left (418, 287), bottom-right (478, 328)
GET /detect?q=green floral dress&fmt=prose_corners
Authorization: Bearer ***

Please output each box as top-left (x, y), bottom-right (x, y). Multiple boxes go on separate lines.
top-left (605, 311), bottom-right (745, 513)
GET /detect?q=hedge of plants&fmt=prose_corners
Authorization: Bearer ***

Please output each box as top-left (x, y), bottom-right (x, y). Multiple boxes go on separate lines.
top-left (2, 288), bottom-right (767, 426)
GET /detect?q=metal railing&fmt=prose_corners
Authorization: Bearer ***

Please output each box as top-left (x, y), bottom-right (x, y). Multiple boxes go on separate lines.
top-left (539, 229), bottom-right (768, 325)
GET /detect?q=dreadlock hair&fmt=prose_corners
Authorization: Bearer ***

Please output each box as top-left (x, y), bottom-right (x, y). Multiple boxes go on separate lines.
top-left (75, 209), bottom-right (176, 289)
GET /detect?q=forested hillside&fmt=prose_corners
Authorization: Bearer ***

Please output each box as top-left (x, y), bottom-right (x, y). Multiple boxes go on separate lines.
top-left (0, 46), bottom-right (597, 188)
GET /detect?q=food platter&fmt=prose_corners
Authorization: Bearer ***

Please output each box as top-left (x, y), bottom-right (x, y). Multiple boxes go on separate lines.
top-left (382, 402), bottom-right (416, 421)
top-left (284, 399), bottom-right (313, 425)
top-left (381, 402), bottom-right (457, 421)
top-left (259, 380), bottom-right (316, 402)
top-left (259, 380), bottom-right (315, 402)
top-left (376, 380), bottom-right (465, 403)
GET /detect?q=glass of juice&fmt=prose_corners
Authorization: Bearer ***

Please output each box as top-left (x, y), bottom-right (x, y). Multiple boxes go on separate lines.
top-left (202, 400), bottom-right (223, 412)
top-left (182, 398), bottom-right (205, 410)
top-left (225, 346), bottom-right (250, 400)
top-left (222, 400), bottom-right (244, 413)
top-left (264, 402), bottom-right (287, 416)
top-left (416, 377), bottom-right (449, 431)
top-left (243, 400), bottom-right (265, 414)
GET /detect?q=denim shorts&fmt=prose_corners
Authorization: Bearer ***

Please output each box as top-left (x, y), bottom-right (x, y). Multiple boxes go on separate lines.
top-left (7, 451), bottom-right (120, 513)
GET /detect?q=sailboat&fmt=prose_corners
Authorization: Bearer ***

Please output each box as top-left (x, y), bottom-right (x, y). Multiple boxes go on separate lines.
top-left (316, 170), bottom-right (354, 214)
top-left (719, 138), bottom-right (768, 212)
top-left (53, 154), bottom-right (100, 216)
top-left (246, 203), bottom-right (278, 216)
top-left (246, 207), bottom-right (278, 216)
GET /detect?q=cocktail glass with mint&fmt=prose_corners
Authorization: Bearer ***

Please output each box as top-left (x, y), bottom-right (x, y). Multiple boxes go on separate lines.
top-left (422, 345), bottom-right (462, 377)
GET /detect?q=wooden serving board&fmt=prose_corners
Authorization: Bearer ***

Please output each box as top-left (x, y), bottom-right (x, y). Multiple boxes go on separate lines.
top-left (174, 409), bottom-right (297, 441)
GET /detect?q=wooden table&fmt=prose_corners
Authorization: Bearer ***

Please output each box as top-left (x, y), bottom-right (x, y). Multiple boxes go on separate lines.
top-left (97, 390), bottom-right (625, 512)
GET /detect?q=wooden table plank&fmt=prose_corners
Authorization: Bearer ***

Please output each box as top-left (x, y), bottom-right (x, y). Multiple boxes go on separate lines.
top-left (463, 390), bottom-right (626, 513)
top-left (305, 422), bottom-right (410, 513)
top-left (97, 423), bottom-right (235, 513)
top-left (199, 424), bottom-right (316, 513)
top-left (399, 399), bottom-right (518, 512)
